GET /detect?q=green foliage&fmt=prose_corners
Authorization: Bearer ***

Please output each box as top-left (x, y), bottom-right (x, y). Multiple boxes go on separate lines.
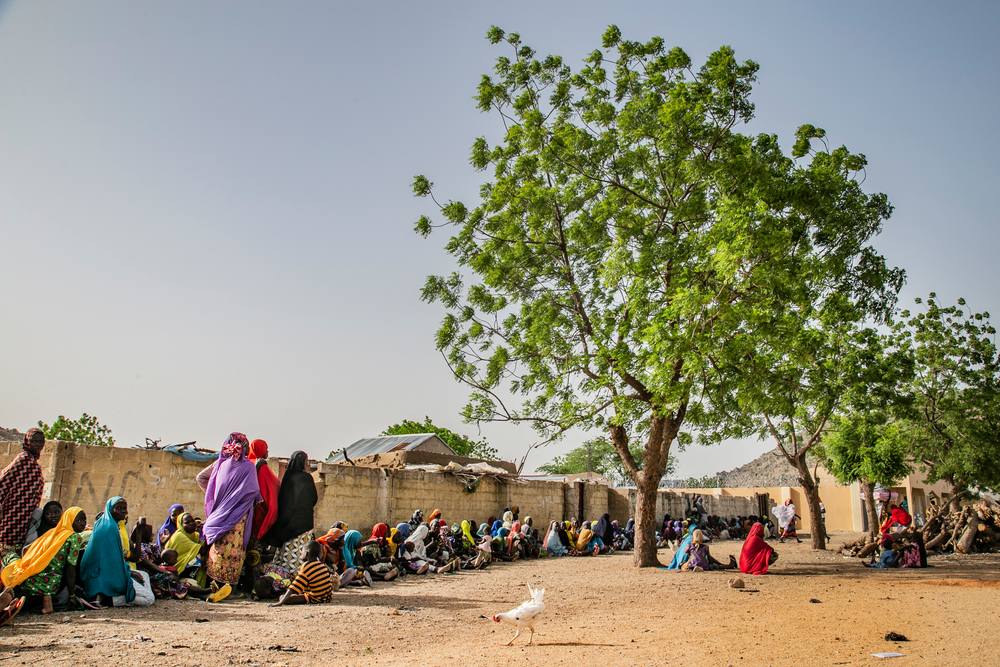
top-left (822, 417), bottom-right (910, 488)
top-left (380, 417), bottom-right (499, 461)
top-left (537, 437), bottom-right (674, 486)
top-left (890, 295), bottom-right (1000, 494)
top-left (681, 475), bottom-right (720, 489)
top-left (413, 26), bottom-right (901, 559)
top-left (38, 413), bottom-right (115, 447)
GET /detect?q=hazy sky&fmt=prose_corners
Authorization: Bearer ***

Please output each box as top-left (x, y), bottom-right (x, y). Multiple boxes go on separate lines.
top-left (1, 1), bottom-right (998, 478)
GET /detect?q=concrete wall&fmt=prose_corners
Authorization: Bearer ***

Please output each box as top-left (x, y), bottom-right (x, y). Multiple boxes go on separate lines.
top-left (313, 462), bottom-right (568, 535)
top-left (1, 440), bottom-right (209, 526)
top-left (1, 440), bottom-right (802, 541)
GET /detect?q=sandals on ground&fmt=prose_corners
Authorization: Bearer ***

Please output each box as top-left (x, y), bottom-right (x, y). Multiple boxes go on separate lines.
top-left (0, 597), bottom-right (26, 627)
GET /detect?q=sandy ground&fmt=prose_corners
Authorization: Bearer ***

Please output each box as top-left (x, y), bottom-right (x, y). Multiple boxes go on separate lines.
top-left (1, 532), bottom-right (997, 666)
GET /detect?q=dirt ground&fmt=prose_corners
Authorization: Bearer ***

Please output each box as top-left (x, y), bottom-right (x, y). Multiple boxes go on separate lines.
top-left (1, 532), bottom-right (997, 666)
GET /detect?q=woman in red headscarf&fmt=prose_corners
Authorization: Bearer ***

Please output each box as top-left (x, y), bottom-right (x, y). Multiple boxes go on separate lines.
top-left (739, 523), bottom-right (778, 575)
top-left (356, 524), bottom-right (398, 581)
top-left (247, 440), bottom-right (279, 541)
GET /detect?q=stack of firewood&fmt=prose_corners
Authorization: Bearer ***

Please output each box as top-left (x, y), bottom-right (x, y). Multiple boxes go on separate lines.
top-left (839, 496), bottom-right (1000, 556)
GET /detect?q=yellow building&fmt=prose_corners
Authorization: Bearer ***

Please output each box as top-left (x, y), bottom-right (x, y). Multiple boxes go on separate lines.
top-left (673, 466), bottom-right (952, 533)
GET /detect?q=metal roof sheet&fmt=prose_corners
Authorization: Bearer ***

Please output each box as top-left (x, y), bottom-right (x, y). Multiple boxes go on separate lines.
top-left (327, 433), bottom-right (455, 462)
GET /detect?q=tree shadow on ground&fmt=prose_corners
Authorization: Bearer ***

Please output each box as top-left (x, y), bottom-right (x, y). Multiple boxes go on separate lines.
top-left (333, 592), bottom-right (483, 611)
top-left (534, 641), bottom-right (622, 647)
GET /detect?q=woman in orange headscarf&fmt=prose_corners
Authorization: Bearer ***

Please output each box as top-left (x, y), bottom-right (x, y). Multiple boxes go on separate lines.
top-left (2, 507), bottom-right (87, 613)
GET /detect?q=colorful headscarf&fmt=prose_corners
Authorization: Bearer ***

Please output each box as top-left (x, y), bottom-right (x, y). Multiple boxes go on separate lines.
top-left (203, 433), bottom-right (261, 549)
top-left (23, 427), bottom-right (45, 454)
top-left (158, 504), bottom-right (184, 544)
top-left (343, 530), bottom-right (361, 570)
top-left (428, 509), bottom-right (442, 524)
top-left (164, 512), bottom-right (202, 572)
top-left (2, 506), bottom-right (83, 587)
top-left (739, 523), bottom-right (773, 575)
top-left (370, 523), bottom-right (389, 542)
top-left (221, 432), bottom-right (250, 460)
top-left (248, 439), bottom-right (268, 461)
top-left (318, 527), bottom-right (345, 550)
top-left (0, 429), bottom-right (45, 546)
top-left (491, 520), bottom-right (504, 537)
top-left (248, 440), bottom-right (279, 539)
top-left (318, 527), bottom-right (346, 569)
top-left (79, 497), bottom-right (135, 602)
top-left (461, 520), bottom-right (476, 549)
top-left (396, 522), bottom-right (411, 540)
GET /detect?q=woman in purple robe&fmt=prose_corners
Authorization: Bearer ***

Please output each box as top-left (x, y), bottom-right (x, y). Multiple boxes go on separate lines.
top-left (202, 433), bottom-right (261, 590)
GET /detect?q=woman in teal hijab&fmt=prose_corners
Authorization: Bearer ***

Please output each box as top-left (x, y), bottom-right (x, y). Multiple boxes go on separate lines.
top-left (343, 530), bottom-right (361, 570)
top-left (665, 523), bottom-right (696, 570)
top-left (79, 497), bottom-right (136, 604)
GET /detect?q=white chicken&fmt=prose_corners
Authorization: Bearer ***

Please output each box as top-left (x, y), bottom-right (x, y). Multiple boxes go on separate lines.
top-left (492, 584), bottom-right (545, 645)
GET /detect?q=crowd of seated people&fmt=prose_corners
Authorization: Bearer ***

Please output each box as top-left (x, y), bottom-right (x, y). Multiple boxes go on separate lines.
top-left (1, 429), bottom-right (933, 622)
top-left (0, 431), bottom-right (640, 620)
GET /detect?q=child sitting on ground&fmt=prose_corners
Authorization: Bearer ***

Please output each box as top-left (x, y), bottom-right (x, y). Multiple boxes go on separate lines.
top-left (269, 541), bottom-right (334, 606)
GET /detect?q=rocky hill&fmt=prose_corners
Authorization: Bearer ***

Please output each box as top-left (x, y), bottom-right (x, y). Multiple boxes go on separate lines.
top-left (716, 447), bottom-right (821, 488)
top-left (0, 425), bottom-right (23, 442)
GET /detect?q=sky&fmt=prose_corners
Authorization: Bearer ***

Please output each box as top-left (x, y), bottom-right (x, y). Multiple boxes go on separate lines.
top-left (1, 1), bottom-right (998, 478)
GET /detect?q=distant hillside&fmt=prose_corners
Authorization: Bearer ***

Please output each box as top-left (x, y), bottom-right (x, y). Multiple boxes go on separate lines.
top-left (0, 426), bottom-right (23, 442)
top-left (716, 447), bottom-right (821, 488)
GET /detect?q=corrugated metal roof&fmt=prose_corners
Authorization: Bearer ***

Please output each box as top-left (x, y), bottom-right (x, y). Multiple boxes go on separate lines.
top-left (327, 433), bottom-right (455, 462)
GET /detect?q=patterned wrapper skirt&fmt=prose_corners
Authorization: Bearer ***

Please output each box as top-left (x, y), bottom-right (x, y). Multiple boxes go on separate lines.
top-left (207, 515), bottom-right (248, 585)
top-left (271, 531), bottom-right (315, 574)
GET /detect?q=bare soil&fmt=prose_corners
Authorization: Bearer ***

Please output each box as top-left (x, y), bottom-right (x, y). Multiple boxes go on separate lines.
top-left (1, 532), bottom-right (997, 666)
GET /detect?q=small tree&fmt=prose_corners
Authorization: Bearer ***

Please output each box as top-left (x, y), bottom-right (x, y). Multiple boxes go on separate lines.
top-left (891, 295), bottom-right (1000, 507)
top-left (38, 413), bottom-right (115, 447)
top-left (537, 437), bottom-right (674, 486)
top-left (821, 416), bottom-right (911, 542)
top-left (380, 417), bottom-right (499, 461)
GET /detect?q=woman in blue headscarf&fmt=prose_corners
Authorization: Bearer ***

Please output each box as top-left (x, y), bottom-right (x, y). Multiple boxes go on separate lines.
top-left (343, 530), bottom-right (361, 570)
top-left (666, 523), bottom-right (697, 570)
top-left (79, 497), bottom-right (155, 606)
top-left (157, 504), bottom-right (184, 548)
top-left (490, 520), bottom-right (504, 538)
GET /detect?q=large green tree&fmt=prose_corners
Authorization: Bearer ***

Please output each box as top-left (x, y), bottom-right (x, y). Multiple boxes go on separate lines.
top-left (891, 295), bottom-right (1000, 507)
top-left (414, 26), bottom-right (899, 565)
top-left (38, 413), bottom-right (115, 447)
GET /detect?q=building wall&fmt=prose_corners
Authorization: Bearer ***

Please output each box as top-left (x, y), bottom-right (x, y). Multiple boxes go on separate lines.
top-left (8, 440), bottom-right (943, 541)
top-left (1, 440), bottom-right (209, 526)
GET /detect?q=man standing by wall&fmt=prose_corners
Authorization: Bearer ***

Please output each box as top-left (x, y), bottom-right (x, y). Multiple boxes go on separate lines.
top-left (0, 429), bottom-right (46, 555)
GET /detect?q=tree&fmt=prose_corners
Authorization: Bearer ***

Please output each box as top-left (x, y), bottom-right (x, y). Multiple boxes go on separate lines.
top-left (414, 26), bottom-right (899, 565)
top-left (38, 413), bottom-right (115, 447)
top-left (821, 416), bottom-right (911, 542)
top-left (537, 437), bottom-right (674, 486)
top-left (891, 295), bottom-right (1000, 507)
top-left (380, 417), bottom-right (499, 461)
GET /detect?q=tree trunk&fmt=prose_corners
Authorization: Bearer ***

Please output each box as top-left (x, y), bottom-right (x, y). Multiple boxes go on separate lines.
top-left (632, 468), bottom-right (663, 567)
top-left (859, 478), bottom-right (880, 544)
top-left (944, 481), bottom-right (966, 512)
top-left (791, 454), bottom-right (826, 550)
top-left (610, 415), bottom-right (677, 568)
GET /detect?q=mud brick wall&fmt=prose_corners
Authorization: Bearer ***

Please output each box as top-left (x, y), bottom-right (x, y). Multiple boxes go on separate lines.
top-left (0, 440), bottom-right (209, 525)
top-left (313, 463), bottom-right (568, 536)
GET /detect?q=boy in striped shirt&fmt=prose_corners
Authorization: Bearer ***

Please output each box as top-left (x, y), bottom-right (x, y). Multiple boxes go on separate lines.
top-left (269, 541), bottom-right (334, 606)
